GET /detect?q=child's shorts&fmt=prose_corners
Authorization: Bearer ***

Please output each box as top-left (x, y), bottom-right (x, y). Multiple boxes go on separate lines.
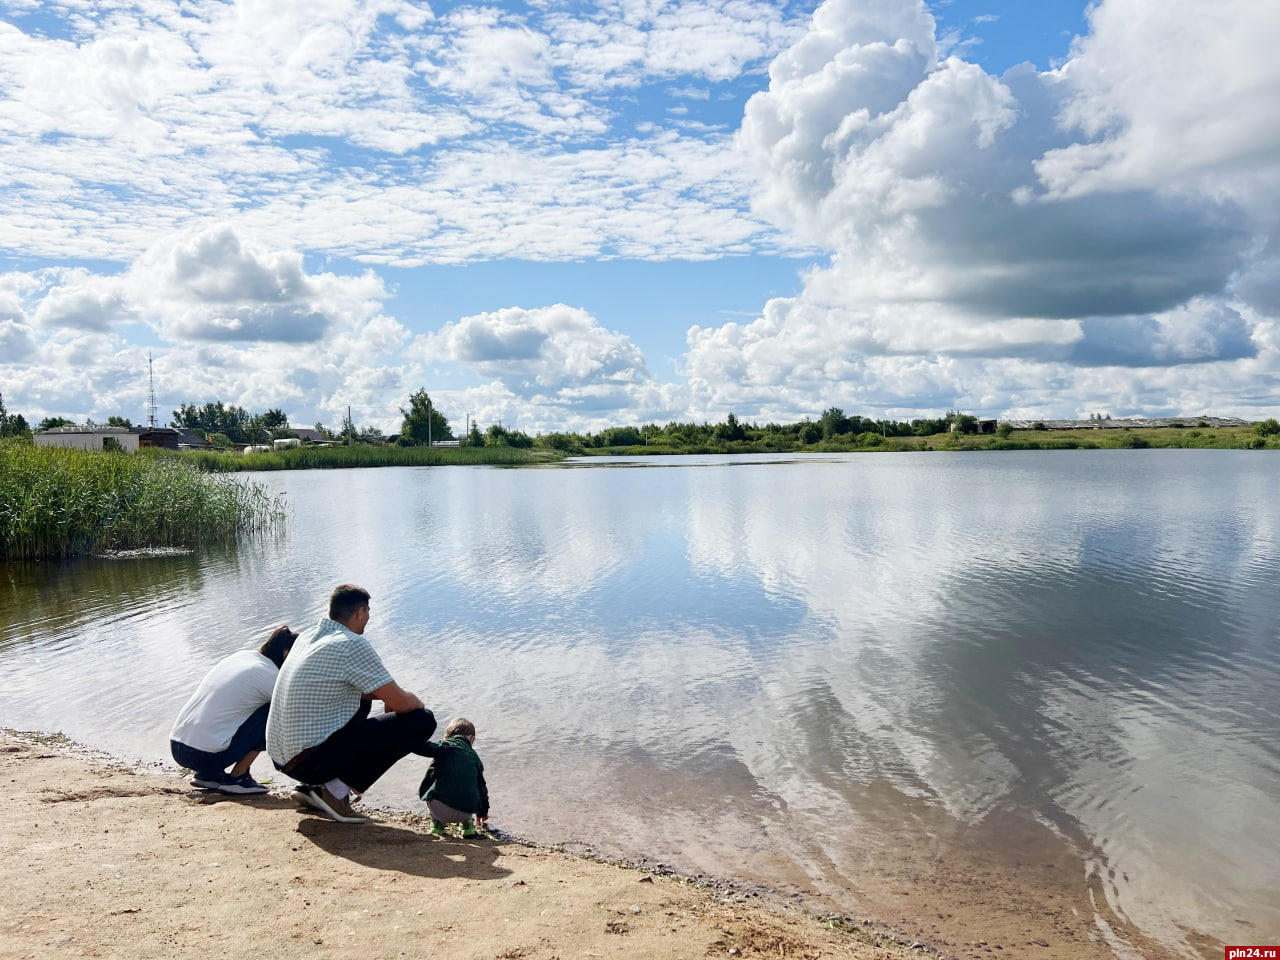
top-left (427, 798), bottom-right (474, 823)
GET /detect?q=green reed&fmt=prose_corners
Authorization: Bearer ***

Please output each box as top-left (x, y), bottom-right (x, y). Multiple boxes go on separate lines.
top-left (0, 440), bottom-right (286, 561)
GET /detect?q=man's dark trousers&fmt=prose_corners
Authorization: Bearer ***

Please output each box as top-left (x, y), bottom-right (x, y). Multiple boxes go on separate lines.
top-left (285, 704), bottom-right (436, 792)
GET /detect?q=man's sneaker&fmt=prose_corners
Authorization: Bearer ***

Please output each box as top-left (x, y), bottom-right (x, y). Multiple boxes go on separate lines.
top-left (191, 772), bottom-right (227, 790)
top-left (310, 786), bottom-right (371, 824)
top-left (290, 785), bottom-right (324, 810)
top-left (460, 820), bottom-right (479, 838)
top-left (217, 773), bottom-right (269, 795)
top-left (428, 818), bottom-right (447, 837)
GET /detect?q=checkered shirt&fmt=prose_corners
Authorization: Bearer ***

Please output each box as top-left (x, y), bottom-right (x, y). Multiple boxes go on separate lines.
top-left (266, 616), bottom-right (394, 766)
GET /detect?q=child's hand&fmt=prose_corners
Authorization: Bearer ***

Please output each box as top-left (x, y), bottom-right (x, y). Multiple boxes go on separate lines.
top-left (477, 817), bottom-right (488, 829)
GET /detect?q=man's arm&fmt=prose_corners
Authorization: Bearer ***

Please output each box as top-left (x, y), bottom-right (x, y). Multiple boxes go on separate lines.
top-left (368, 680), bottom-right (424, 714)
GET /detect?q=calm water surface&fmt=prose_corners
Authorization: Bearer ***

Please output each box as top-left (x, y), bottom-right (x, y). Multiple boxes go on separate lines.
top-left (1, 451), bottom-right (1276, 956)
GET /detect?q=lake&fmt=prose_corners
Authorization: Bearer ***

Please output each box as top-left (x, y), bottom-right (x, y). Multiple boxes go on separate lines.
top-left (1, 450), bottom-right (1276, 958)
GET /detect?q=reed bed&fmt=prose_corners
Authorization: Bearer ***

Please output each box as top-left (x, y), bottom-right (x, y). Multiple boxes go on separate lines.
top-left (0, 440), bottom-right (286, 561)
top-left (184, 444), bottom-right (554, 472)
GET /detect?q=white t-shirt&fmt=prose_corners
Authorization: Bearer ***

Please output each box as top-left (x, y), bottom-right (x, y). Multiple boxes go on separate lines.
top-left (170, 650), bottom-right (279, 753)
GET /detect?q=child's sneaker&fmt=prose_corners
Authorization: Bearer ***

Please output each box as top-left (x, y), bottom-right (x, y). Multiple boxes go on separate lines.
top-left (460, 820), bottom-right (478, 838)
top-left (428, 819), bottom-right (447, 837)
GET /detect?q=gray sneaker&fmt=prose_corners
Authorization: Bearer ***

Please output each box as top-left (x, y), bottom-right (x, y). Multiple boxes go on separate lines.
top-left (290, 784), bottom-right (324, 810)
top-left (309, 786), bottom-right (371, 824)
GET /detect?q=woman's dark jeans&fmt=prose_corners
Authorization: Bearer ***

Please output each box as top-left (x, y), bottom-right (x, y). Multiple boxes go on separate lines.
top-left (171, 702), bottom-right (270, 778)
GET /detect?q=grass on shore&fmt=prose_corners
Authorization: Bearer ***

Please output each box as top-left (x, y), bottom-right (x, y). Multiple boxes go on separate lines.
top-left (0, 440), bottom-right (285, 562)
top-left (183, 443), bottom-right (555, 472)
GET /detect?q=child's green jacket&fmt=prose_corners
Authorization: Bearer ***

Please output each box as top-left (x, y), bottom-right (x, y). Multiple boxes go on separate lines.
top-left (418, 734), bottom-right (489, 817)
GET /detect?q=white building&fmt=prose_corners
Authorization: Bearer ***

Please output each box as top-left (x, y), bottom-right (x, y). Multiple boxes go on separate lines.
top-left (33, 426), bottom-right (140, 452)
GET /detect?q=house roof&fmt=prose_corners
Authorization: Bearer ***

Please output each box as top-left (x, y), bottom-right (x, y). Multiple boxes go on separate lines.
top-left (37, 425), bottom-right (132, 435)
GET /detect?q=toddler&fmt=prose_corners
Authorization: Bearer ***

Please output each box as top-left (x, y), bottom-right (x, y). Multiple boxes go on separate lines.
top-left (418, 717), bottom-right (489, 838)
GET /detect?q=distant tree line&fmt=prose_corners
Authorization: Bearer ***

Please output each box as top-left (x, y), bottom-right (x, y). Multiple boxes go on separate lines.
top-left (1, 387), bottom-right (994, 453)
top-left (533, 408), bottom-right (985, 454)
top-left (27, 386), bottom-right (1270, 456)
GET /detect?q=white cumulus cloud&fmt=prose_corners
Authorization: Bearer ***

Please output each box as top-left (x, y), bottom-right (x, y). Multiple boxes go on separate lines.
top-left (681, 0), bottom-right (1280, 421)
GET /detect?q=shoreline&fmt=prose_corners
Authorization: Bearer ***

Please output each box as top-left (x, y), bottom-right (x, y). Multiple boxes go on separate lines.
top-left (0, 728), bottom-right (936, 960)
top-left (0, 728), bottom-right (1204, 960)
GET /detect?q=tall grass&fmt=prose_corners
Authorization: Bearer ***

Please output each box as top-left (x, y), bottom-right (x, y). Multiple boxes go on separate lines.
top-left (183, 443), bottom-right (555, 472)
top-left (0, 440), bottom-right (285, 561)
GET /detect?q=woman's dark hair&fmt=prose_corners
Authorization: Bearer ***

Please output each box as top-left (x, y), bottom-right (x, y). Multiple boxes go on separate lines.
top-left (259, 625), bottom-right (298, 668)
top-left (329, 583), bottom-right (371, 623)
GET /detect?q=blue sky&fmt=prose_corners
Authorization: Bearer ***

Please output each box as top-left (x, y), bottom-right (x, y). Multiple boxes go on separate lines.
top-left (2, 0), bottom-right (1278, 435)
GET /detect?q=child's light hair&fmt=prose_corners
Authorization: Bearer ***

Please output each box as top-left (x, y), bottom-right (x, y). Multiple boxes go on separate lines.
top-left (445, 717), bottom-right (476, 739)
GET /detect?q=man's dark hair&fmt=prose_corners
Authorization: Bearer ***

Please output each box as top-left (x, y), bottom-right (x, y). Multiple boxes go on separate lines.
top-left (259, 625), bottom-right (298, 668)
top-left (329, 584), bottom-right (371, 623)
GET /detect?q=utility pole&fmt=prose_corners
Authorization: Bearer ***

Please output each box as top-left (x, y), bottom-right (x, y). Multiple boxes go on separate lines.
top-left (147, 352), bottom-right (158, 428)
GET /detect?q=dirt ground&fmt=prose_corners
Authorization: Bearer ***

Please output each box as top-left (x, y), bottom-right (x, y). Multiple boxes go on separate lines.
top-left (0, 731), bottom-right (939, 960)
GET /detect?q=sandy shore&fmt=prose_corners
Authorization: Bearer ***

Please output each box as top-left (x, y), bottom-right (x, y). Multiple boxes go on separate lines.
top-left (0, 730), bottom-right (942, 960)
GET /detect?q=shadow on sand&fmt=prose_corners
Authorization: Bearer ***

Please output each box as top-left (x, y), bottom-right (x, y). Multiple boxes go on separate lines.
top-left (295, 814), bottom-right (512, 881)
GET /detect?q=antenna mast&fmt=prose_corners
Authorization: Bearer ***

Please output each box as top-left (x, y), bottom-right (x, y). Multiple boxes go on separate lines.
top-left (147, 352), bottom-right (158, 428)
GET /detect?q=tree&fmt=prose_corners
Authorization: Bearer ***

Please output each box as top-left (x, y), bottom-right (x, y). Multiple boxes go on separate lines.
top-left (596, 425), bottom-right (643, 447)
top-left (260, 408), bottom-right (289, 431)
top-left (0, 394), bottom-right (31, 438)
top-left (172, 401), bottom-right (256, 444)
top-left (399, 389), bottom-right (451, 446)
top-left (5, 412), bottom-right (29, 437)
top-left (36, 416), bottom-right (75, 432)
top-left (485, 424), bottom-right (532, 448)
top-left (713, 412), bottom-right (746, 443)
top-left (466, 423), bottom-right (484, 447)
top-left (106, 416), bottom-right (133, 428)
top-left (1253, 418), bottom-right (1280, 437)
top-left (996, 422), bottom-right (1014, 439)
top-left (537, 431), bottom-right (585, 454)
top-left (819, 407), bottom-right (848, 440)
